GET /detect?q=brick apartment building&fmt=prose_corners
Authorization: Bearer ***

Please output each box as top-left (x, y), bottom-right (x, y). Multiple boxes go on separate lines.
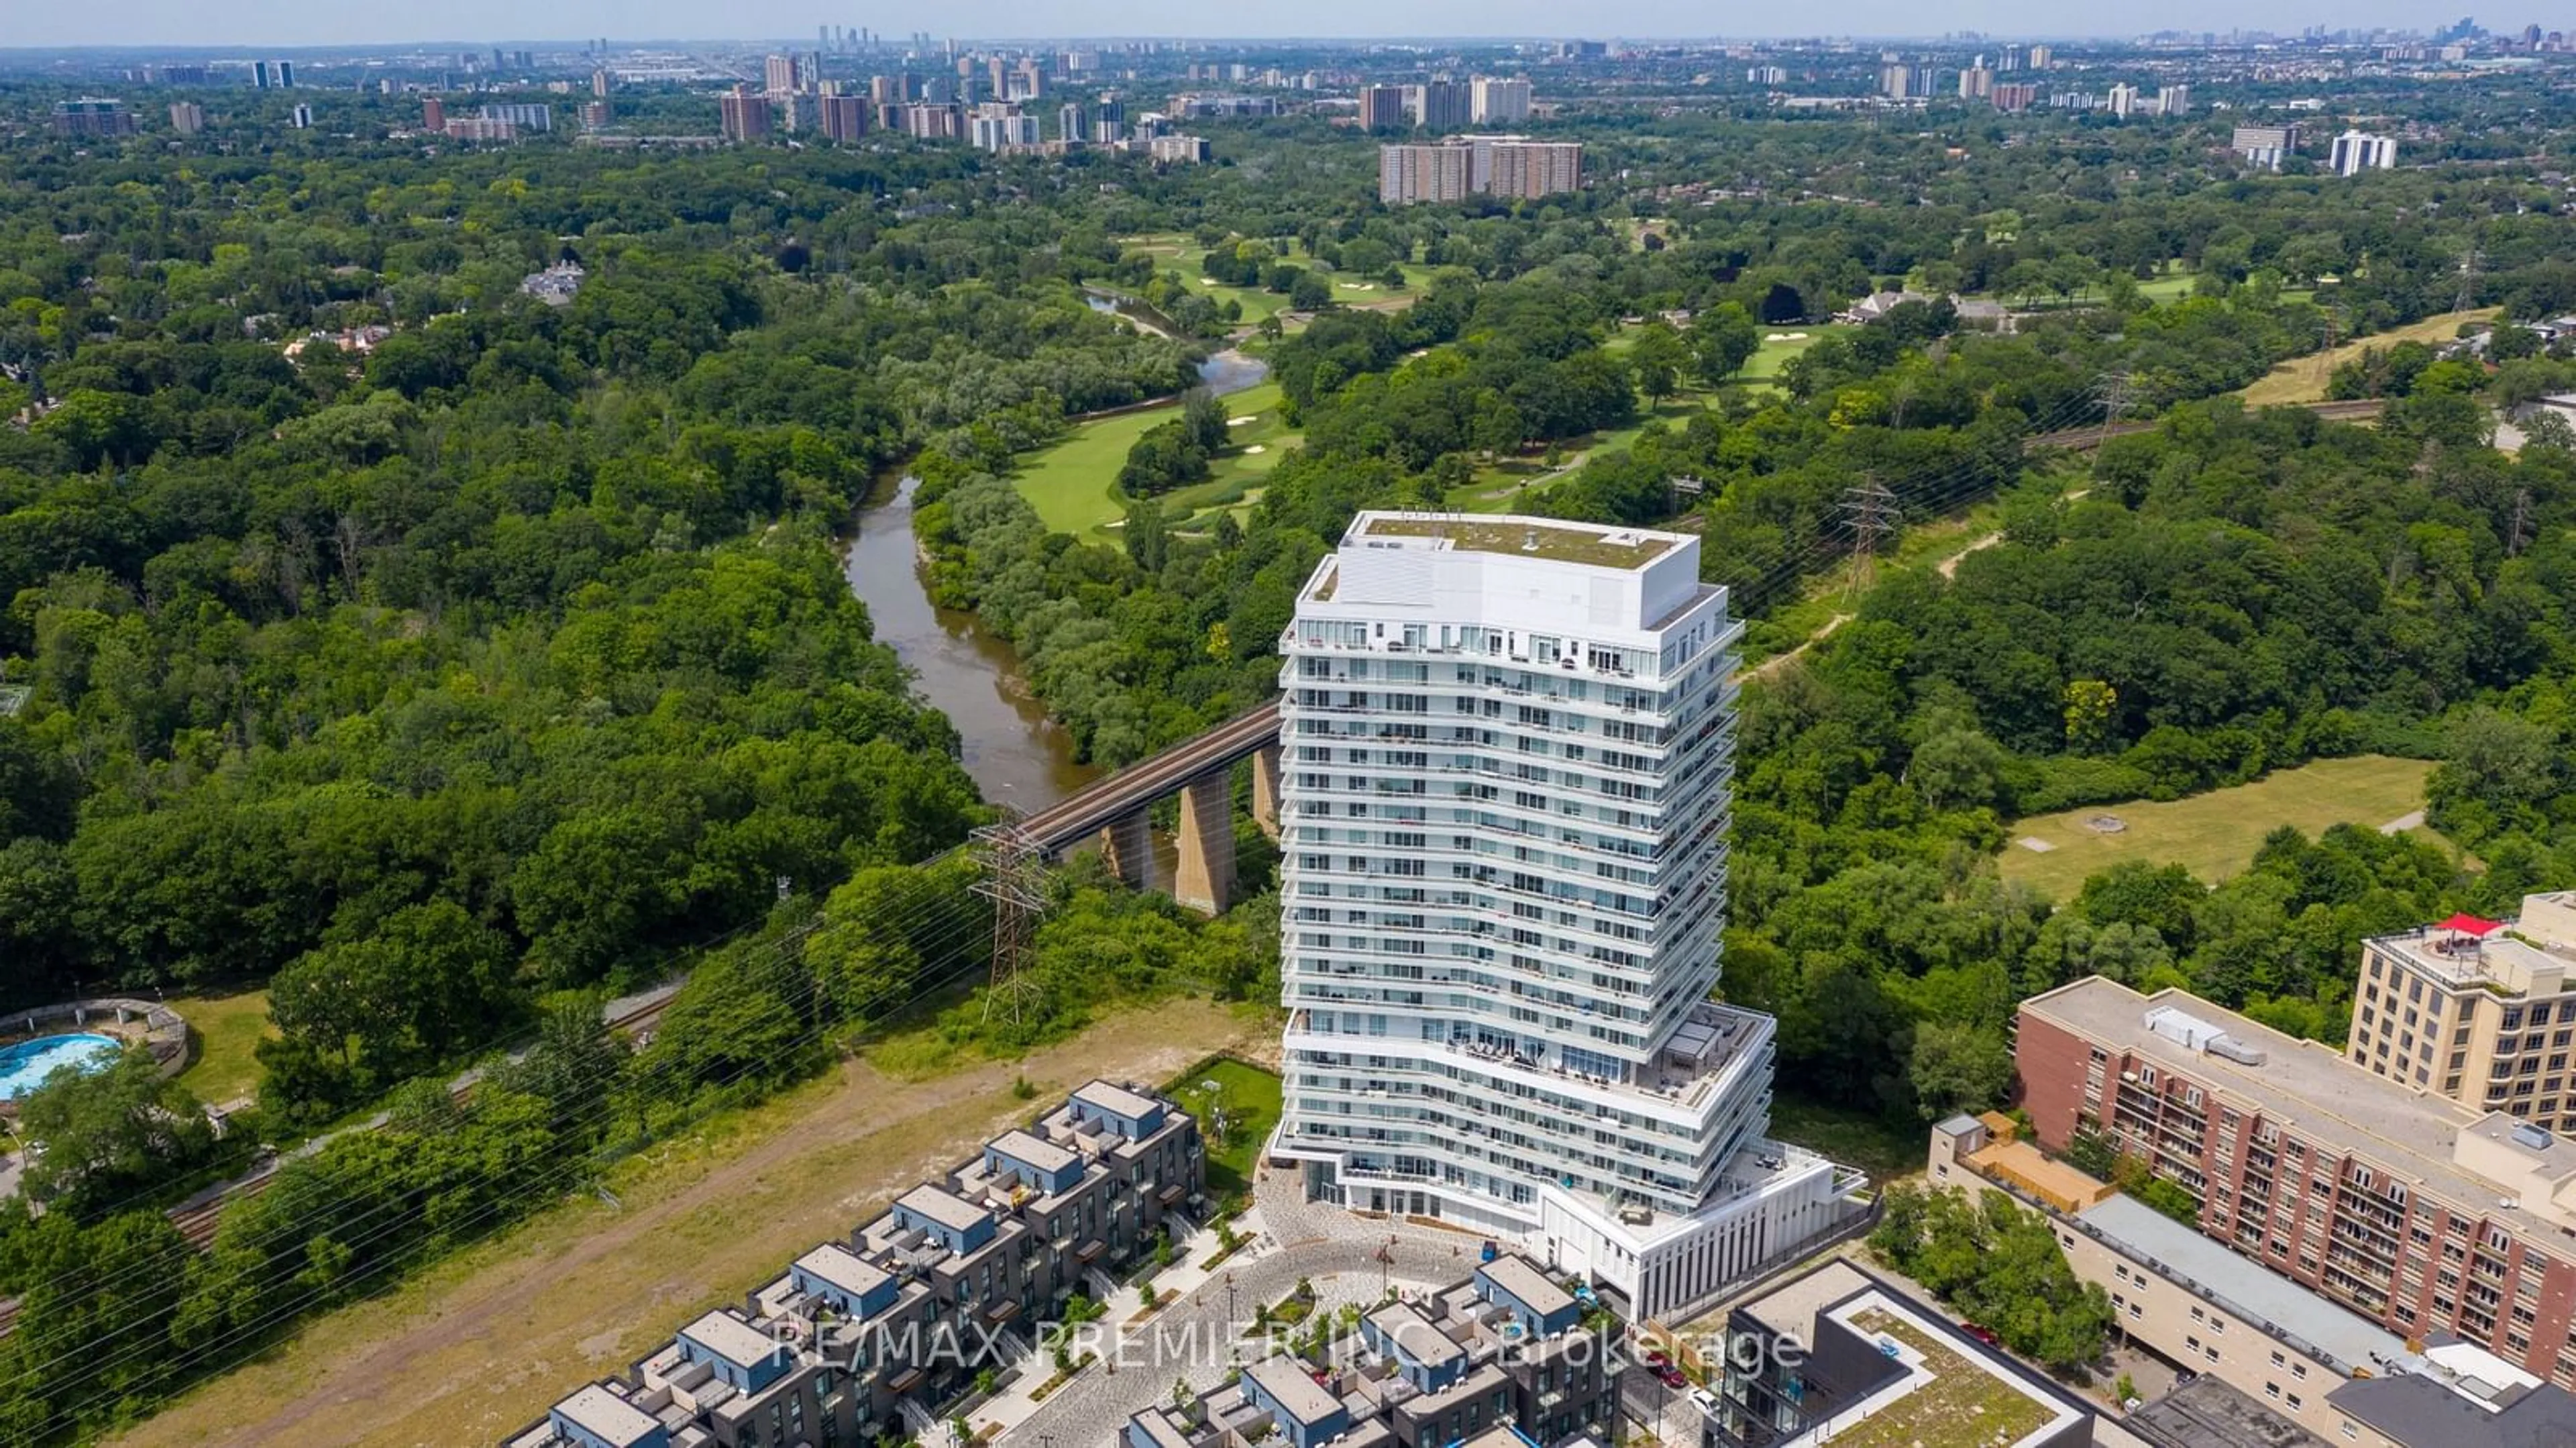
top-left (2019, 978), bottom-right (2576, 1388)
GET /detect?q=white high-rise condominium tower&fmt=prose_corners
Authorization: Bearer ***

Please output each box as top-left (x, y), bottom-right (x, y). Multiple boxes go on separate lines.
top-left (1272, 514), bottom-right (1861, 1322)
top-left (2330, 129), bottom-right (2398, 176)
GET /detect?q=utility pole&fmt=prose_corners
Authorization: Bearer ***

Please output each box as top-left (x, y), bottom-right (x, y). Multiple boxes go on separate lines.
top-left (2509, 487), bottom-right (2533, 557)
top-left (1838, 476), bottom-right (1900, 600)
top-left (2093, 370), bottom-right (2139, 454)
top-left (972, 819), bottom-right (1048, 1027)
top-left (2456, 242), bottom-right (2484, 314)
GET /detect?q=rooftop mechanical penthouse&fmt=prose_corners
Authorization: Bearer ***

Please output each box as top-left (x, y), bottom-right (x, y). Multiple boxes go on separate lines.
top-left (1271, 513), bottom-right (1862, 1324)
top-left (506, 1080), bottom-right (1201, 1448)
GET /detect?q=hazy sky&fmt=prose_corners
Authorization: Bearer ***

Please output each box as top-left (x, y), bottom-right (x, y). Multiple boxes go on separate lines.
top-left (10, 0), bottom-right (2440, 50)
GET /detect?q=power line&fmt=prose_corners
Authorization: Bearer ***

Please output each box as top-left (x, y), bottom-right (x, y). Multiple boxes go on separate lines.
top-left (3, 865), bottom-right (1013, 1405)
top-left (1707, 389), bottom-right (2102, 615)
top-left (11, 897), bottom-right (1012, 1436)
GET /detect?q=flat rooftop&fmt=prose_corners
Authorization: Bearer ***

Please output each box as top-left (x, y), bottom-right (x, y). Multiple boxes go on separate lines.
top-left (2327, 1355), bottom-right (2576, 1448)
top-left (2076, 1194), bottom-right (2404, 1372)
top-left (897, 1183), bottom-right (991, 1233)
top-left (1132, 1408), bottom-right (1195, 1448)
top-left (988, 1128), bottom-right (1080, 1176)
top-left (2023, 980), bottom-right (2567, 1235)
top-left (794, 1242), bottom-right (891, 1299)
top-left (1819, 1293), bottom-right (2084, 1447)
top-left (2373, 925), bottom-right (2571, 994)
top-left (1073, 1079), bottom-right (1163, 1121)
top-left (1245, 1353), bottom-right (1342, 1425)
top-left (553, 1384), bottom-right (665, 1447)
top-left (681, 1309), bottom-right (778, 1369)
top-left (1968, 1136), bottom-right (2115, 1212)
top-left (1352, 513), bottom-right (1680, 570)
top-left (1479, 1254), bottom-right (1574, 1319)
top-left (1736, 1257), bottom-right (1875, 1343)
top-left (2125, 1376), bottom-right (2324, 1448)
top-left (1367, 1300), bottom-right (1466, 1368)
top-left (1453, 1427), bottom-right (1534, 1448)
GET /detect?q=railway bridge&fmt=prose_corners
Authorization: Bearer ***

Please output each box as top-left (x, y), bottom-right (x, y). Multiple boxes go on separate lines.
top-left (1014, 701), bottom-right (1284, 915)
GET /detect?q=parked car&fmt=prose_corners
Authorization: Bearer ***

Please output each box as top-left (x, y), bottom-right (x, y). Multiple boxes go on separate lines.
top-left (1656, 1365), bottom-right (1689, 1389)
top-left (1644, 1349), bottom-right (1671, 1368)
top-left (1690, 1388), bottom-right (1720, 1413)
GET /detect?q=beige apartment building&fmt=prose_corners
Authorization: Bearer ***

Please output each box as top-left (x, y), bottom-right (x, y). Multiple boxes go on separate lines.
top-left (2348, 891), bottom-right (2576, 1123)
top-left (1933, 1115), bottom-right (2390, 1443)
top-left (1377, 139), bottom-right (1580, 205)
top-left (1933, 1113), bottom-right (2576, 1447)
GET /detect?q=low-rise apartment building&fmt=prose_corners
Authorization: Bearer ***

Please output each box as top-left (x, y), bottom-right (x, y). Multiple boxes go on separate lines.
top-left (1936, 1115), bottom-right (2576, 1447)
top-left (2347, 892), bottom-right (2576, 1123)
top-left (1125, 1255), bottom-right (1616, 1448)
top-left (506, 1080), bottom-right (1202, 1448)
top-left (2019, 978), bottom-right (2576, 1386)
top-left (1934, 1114), bottom-right (2400, 1439)
top-left (1697, 1258), bottom-right (2097, 1447)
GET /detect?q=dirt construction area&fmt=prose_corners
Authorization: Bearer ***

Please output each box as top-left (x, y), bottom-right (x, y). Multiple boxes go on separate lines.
top-left (109, 998), bottom-right (1267, 1448)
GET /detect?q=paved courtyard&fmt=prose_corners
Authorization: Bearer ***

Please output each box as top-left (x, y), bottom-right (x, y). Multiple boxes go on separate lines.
top-left (971, 1164), bottom-right (1507, 1448)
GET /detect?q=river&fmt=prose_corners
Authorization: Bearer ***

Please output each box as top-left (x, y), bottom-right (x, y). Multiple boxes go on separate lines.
top-left (842, 344), bottom-right (1269, 813)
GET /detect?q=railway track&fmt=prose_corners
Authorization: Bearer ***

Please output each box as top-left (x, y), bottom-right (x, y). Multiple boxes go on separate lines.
top-left (0, 989), bottom-right (680, 1337)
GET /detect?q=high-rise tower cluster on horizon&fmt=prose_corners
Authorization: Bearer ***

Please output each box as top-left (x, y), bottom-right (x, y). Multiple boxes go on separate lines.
top-left (1271, 513), bottom-right (1862, 1323)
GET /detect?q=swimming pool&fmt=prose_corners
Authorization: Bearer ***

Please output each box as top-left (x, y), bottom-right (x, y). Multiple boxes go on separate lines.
top-left (0, 1033), bottom-right (121, 1099)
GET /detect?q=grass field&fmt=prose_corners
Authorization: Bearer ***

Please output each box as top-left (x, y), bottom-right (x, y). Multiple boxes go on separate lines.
top-left (2239, 307), bottom-right (2500, 407)
top-left (1122, 232), bottom-right (1440, 326)
top-left (109, 999), bottom-right (1269, 1448)
top-left (1173, 1057), bottom-right (1283, 1202)
top-left (170, 990), bottom-right (272, 1106)
top-left (1769, 1094), bottom-right (1927, 1184)
top-left (1444, 395), bottom-right (1714, 514)
top-left (1743, 325), bottom-right (1843, 381)
top-left (1012, 382), bottom-right (1293, 538)
top-left (2133, 267), bottom-right (2198, 302)
top-left (2000, 754), bottom-right (2440, 900)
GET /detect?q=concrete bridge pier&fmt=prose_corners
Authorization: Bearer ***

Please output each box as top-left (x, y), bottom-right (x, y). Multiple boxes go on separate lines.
top-left (1250, 743), bottom-right (1283, 841)
top-left (1099, 810), bottom-right (1155, 890)
top-left (1173, 768), bottom-right (1238, 916)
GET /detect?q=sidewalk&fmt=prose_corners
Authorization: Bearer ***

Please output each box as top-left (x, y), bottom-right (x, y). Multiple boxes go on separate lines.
top-left (961, 1206), bottom-right (1274, 1443)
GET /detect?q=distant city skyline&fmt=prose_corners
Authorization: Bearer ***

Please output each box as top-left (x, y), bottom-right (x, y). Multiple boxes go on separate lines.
top-left (2, 1), bottom-right (2503, 50)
